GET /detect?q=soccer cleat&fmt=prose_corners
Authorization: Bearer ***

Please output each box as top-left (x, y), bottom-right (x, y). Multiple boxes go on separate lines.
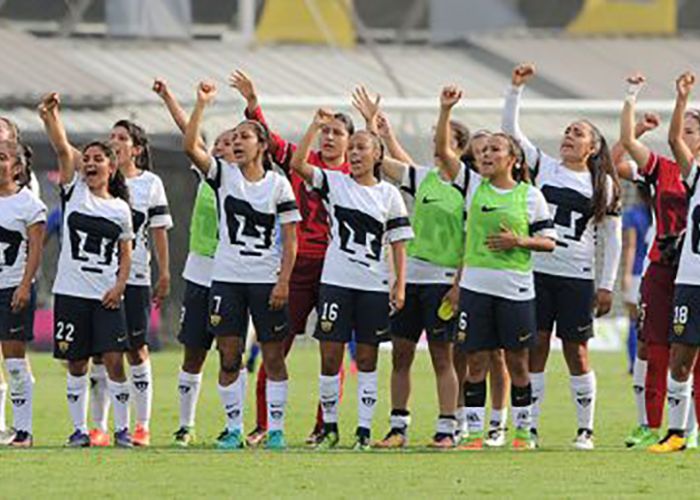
top-left (66, 430), bottom-right (90, 448)
top-left (89, 428), bottom-right (111, 447)
top-left (529, 428), bottom-right (540, 448)
top-left (131, 424), bottom-right (150, 447)
top-left (624, 425), bottom-right (650, 448)
top-left (484, 427), bottom-right (507, 448)
top-left (572, 429), bottom-right (594, 450)
top-left (246, 426), bottom-right (267, 448)
top-left (353, 427), bottom-right (371, 451)
top-left (173, 426), bottom-right (196, 447)
top-left (373, 428), bottom-right (407, 449)
top-left (458, 434), bottom-right (484, 450)
top-left (314, 429), bottom-right (340, 450)
top-left (265, 430), bottom-right (287, 450)
top-left (217, 429), bottom-right (244, 450)
top-left (630, 428), bottom-right (659, 449)
top-left (512, 428), bottom-right (536, 450)
top-left (429, 432), bottom-right (456, 449)
top-left (649, 432), bottom-right (686, 453)
top-left (0, 428), bottom-right (15, 445)
top-left (686, 428), bottom-right (698, 449)
top-left (9, 430), bottom-right (33, 448)
top-left (305, 424), bottom-right (323, 445)
top-left (114, 429), bottom-right (133, 448)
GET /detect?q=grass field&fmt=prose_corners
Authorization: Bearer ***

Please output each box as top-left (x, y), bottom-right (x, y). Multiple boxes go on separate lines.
top-left (1, 345), bottom-right (699, 499)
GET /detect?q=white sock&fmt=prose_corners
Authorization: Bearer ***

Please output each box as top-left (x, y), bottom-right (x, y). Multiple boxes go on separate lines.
top-left (465, 407), bottom-right (485, 435)
top-left (178, 370), bottom-right (203, 428)
top-left (436, 416), bottom-right (456, 435)
top-left (456, 406), bottom-right (467, 434)
top-left (130, 360), bottom-right (153, 430)
top-left (688, 396), bottom-right (697, 435)
top-left (266, 379), bottom-right (288, 432)
top-left (239, 369), bottom-right (247, 433)
top-left (66, 373), bottom-right (89, 433)
top-left (108, 379), bottom-right (130, 432)
top-left (0, 382), bottom-right (7, 432)
top-left (570, 371), bottom-right (597, 431)
top-left (89, 364), bottom-right (109, 432)
top-left (218, 378), bottom-right (243, 432)
top-left (6, 359), bottom-right (33, 434)
top-left (511, 405), bottom-right (533, 431)
top-left (319, 374), bottom-right (340, 424)
top-left (667, 374), bottom-right (691, 432)
top-left (489, 408), bottom-right (506, 430)
top-left (357, 370), bottom-right (378, 431)
top-left (632, 357), bottom-right (648, 427)
top-left (390, 412), bottom-right (411, 431)
top-left (530, 372), bottom-right (545, 430)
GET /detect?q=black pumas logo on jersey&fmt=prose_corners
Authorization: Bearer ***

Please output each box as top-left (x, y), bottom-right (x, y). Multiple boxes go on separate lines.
top-left (541, 186), bottom-right (593, 249)
top-left (333, 206), bottom-right (383, 263)
top-left (131, 209), bottom-right (148, 250)
top-left (0, 225), bottom-right (23, 267)
top-left (224, 195), bottom-right (275, 256)
top-left (67, 212), bottom-right (122, 273)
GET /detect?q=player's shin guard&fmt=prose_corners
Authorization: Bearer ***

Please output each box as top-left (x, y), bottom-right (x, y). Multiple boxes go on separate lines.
top-left (464, 380), bottom-right (487, 435)
top-left (66, 373), bottom-right (89, 433)
top-left (319, 374), bottom-right (340, 425)
top-left (570, 371), bottom-right (596, 432)
top-left (511, 383), bottom-right (533, 431)
top-left (529, 372), bottom-right (545, 431)
top-left (218, 377), bottom-right (243, 432)
top-left (178, 370), bottom-right (203, 428)
top-left (667, 374), bottom-right (691, 433)
top-left (89, 363), bottom-right (109, 432)
top-left (357, 370), bottom-right (378, 432)
top-left (6, 359), bottom-right (32, 434)
top-left (130, 360), bottom-right (152, 430)
top-left (108, 379), bottom-right (130, 432)
top-left (632, 357), bottom-right (648, 427)
top-left (266, 380), bottom-right (288, 432)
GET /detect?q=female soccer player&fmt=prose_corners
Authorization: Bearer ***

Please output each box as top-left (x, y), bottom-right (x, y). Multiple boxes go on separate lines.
top-left (650, 72), bottom-right (700, 453)
top-left (617, 74), bottom-right (694, 449)
top-left (352, 87), bottom-right (467, 449)
top-left (503, 63), bottom-right (622, 449)
top-left (40, 93), bottom-right (134, 448)
top-left (151, 79), bottom-right (243, 447)
top-left (0, 139), bottom-right (46, 447)
top-left (291, 108), bottom-right (413, 450)
top-left (184, 81), bottom-right (300, 450)
top-left (229, 70), bottom-right (353, 446)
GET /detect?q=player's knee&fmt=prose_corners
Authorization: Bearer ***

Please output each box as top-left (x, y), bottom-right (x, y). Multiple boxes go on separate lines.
top-left (127, 345), bottom-right (149, 365)
top-left (68, 360), bottom-right (89, 377)
top-left (219, 349), bottom-right (242, 375)
top-left (183, 348), bottom-right (207, 373)
top-left (392, 344), bottom-right (414, 373)
top-left (263, 352), bottom-right (287, 380)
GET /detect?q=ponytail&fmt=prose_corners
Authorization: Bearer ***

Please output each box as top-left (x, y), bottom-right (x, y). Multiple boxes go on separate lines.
top-left (109, 168), bottom-right (130, 204)
top-left (114, 119), bottom-right (153, 171)
top-left (582, 121), bottom-right (621, 223)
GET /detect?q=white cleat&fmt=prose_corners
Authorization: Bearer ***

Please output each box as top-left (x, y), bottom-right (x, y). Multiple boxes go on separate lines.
top-left (484, 427), bottom-right (507, 448)
top-left (572, 429), bottom-right (594, 450)
top-left (0, 428), bottom-right (16, 446)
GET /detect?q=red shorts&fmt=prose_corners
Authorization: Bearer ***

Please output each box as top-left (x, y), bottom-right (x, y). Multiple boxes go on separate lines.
top-left (289, 255), bottom-right (324, 335)
top-left (639, 262), bottom-right (678, 346)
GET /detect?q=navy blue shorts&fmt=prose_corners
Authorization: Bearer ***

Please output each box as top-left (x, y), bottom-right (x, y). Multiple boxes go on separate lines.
top-left (670, 284), bottom-right (700, 346)
top-left (314, 284), bottom-right (390, 346)
top-left (53, 294), bottom-right (129, 361)
top-left (0, 286), bottom-right (35, 342)
top-left (208, 281), bottom-right (289, 343)
top-left (124, 284), bottom-right (150, 349)
top-left (456, 288), bottom-right (536, 352)
top-left (534, 272), bottom-right (595, 341)
top-left (178, 280), bottom-right (213, 350)
top-left (390, 283), bottom-right (454, 343)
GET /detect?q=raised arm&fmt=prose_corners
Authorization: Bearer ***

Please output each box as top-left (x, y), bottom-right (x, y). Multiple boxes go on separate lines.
top-left (38, 93), bottom-right (80, 185)
top-left (153, 78), bottom-right (208, 156)
top-left (184, 81), bottom-right (217, 173)
top-left (501, 63), bottom-right (539, 167)
top-left (376, 112), bottom-right (414, 164)
top-left (669, 72), bottom-right (696, 179)
top-left (614, 108), bottom-right (659, 182)
top-left (289, 109), bottom-right (332, 183)
top-left (351, 85), bottom-right (381, 134)
top-left (619, 75), bottom-right (656, 180)
top-left (435, 85), bottom-right (464, 180)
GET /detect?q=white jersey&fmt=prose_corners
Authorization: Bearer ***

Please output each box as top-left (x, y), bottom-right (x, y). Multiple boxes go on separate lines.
top-left (0, 187), bottom-right (47, 289)
top-left (400, 163), bottom-right (471, 284)
top-left (207, 157), bottom-right (301, 284)
top-left (126, 171), bottom-right (173, 286)
top-left (676, 162), bottom-right (700, 286)
top-left (53, 174), bottom-right (134, 300)
top-left (460, 180), bottom-right (556, 301)
top-left (312, 168), bottom-right (414, 292)
top-left (182, 253), bottom-right (213, 288)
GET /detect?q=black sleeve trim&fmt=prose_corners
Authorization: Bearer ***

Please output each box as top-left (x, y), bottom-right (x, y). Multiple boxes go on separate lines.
top-left (277, 200), bottom-right (298, 214)
top-left (689, 165), bottom-right (700, 196)
top-left (205, 157), bottom-right (223, 191)
top-left (148, 205), bottom-right (170, 218)
top-left (529, 148), bottom-right (542, 183)
top-left (399, 166), bottom-right (417, 198)
top-left (529, 219), bottom-right (554, 236)
top-left (387, 216), bottom-right (411, 231)
top-left (313, 170), bottom-right (330, 202)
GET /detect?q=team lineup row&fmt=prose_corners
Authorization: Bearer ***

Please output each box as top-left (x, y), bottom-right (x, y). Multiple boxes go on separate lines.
top-left (0, 64), bottom-right (698, 452)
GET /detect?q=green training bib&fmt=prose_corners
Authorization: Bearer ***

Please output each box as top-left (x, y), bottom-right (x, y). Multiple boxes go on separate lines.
top-left (189, 181), bottom-right (219, 258)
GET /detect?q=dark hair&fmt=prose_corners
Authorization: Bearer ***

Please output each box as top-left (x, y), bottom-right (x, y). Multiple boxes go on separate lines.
top-left (0, 140), bottom-right (25, 186)
top-left (449, 120), bottom-right (470, 153)
top-left (234, 120), bottom-right (274, 171)
top-left (491, 132), bottom-right (530, 183)
top-left (83, 141), bottom-right (130, 204)
top-left (113, 119), bottom-right (153, 171)
top-left (332, 112), bottom-right (355, 136)
top-left (581, 120), bottom-right (622, 224)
